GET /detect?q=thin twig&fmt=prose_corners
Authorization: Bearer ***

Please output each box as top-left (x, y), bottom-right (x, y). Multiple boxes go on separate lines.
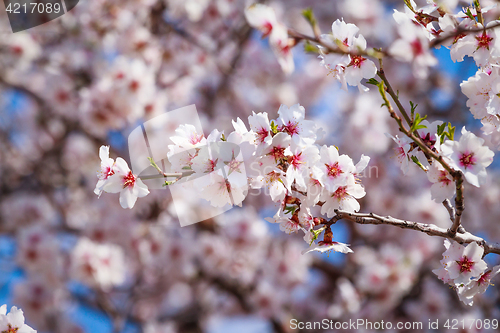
top-left (377, 67), bottom-right (413, 128)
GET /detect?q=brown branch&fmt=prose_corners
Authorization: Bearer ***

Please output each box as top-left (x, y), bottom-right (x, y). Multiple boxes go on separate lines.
top-left (376, 66), bottom-right (465, 238)
top-left (442, 199), bottom-right (455, 223)
top-left (377, 67), bottom-right (413, 127)
top-left (287, 28), bottom-right (386, 59)
top-left (429, 21), bottom-right (500, 49)
top-left (333, 210), bottom-right (500, 255)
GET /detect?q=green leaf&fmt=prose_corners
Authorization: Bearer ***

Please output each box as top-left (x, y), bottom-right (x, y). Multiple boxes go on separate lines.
top-left (377, 80), bottom-right (385, 97)
top-left (410, 113), bottom-right (427, 132)
top-left (438, 122), bottom-right (456, 144)
top-left (465, 7), bottom-right (475, 21)
top-left (437, 123), bottom-right (446, 136)
top-left (409, 101), bottom-right (418, 119)
top-left (284, 205), bottom-right (298, 215)
top-left (446, 122), bottom-right (456, 141)
top-left (304, 41), bottom-right (319, 54)
top-left (411, 155), bottom-right (427, 172)
top-left (302, 8), bottom-right (317, 28)
top-left (366, 78), bottom-right (379, 86)
top-left (309, 227), bottom-right (326, 246)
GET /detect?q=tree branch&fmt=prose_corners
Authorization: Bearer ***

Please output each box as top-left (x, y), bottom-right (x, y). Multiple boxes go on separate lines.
top-left (332, 209), bottom-right (500, 255)
top-left (429, 21), bottom-right (500, 49)
top-left (376, 67), bottom-right (465, 238)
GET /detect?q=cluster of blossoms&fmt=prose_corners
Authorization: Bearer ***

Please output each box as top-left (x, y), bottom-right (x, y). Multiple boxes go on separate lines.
top-left (0, 305), bottom-right (36, 333)
top-left (94, 2), bottom-right (500, 304)
top-left (243, 0), bottom-right (500, 308)
top-left (80, 57), bottom-right (161, 137)
top-left (318, 19), bottom-right (378, 92)
top-left (433, 240), bottom-right (500, 305)
top-left (389, 0), bottom-right (500, 150)
top-left (9, 0), bottom-right (500, 328)
top-left (96, 104), bottom-right (369, 255)
top-left (389, 123), bottom-right (493, 202)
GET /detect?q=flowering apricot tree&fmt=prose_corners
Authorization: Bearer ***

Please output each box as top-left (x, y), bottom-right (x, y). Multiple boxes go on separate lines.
top-left (2, 0), bottom-right (500, 332)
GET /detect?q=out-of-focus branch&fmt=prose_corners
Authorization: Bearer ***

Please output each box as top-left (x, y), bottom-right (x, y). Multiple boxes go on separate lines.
top-left (205, 21), bottom-right (252, 117)
top-left (332, 210), bottom-right (500, 255)
top-left (199, 270), bottom-right (289, 333)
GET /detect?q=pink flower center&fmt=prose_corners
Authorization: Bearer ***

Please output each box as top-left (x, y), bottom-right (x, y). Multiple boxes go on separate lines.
top-left (419, 132), bottom-right (436, 150)
top-left (456, 256), bottom-right (474, 273)
top-left (311, 178), bottom-right (321, 186)
top-left (256, 128), bottom-right (269, 143)
top-left (279, 44), bottom-right (291, 56)
top-left (349, 55), bottom-right (366, 68)
top-left (268, 146), bottom-right (286, 161)
top-left (129, 80), bottom-right (140, 92)
top-left (279, 121), bottom-right (299, 135)
top-left (220, 179), bottom-right (231, 193)
top-left (3, 324), bottom-right (20, 333)
top-left (476, 32), bottom-right (493, 49)
top-left (410, 39), bottom-right (423, 56)
top-left (459, 151), bottom-right (476, 169)
top-left (206, 159), bottom-right (217, 172)
top-left (438, 171), bottom-right (451, 185)
top-left (104, 166), bottom-right (115, 179)
top-left (290, 153), bottom-right (303, 168)
top-left (268, 171), bottom-right (281, 183)
top-left (262, 22), bottom-right (273, 37)
top-left (56, 90), bottom-right (70, 103)
top-left (189, 133), bottom-right (204, 145)
top-left (454, 33), bottom-right (467, 44)
top-left (123, 171), bottom-right (136, 189)
top-left (333, 186), bottom-right (347, 199)
top-left (477, 270), bottom-right (491, 285)
top-left (326, 162), bottom-right (343, 178)
top-left (226, 158), bottom-right (243, 175)
top-left (11, 46), bottom-right (23, 55)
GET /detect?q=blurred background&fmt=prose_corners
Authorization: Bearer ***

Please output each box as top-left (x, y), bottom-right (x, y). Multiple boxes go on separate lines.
top-left (1, 0), bottom-right (500, 332)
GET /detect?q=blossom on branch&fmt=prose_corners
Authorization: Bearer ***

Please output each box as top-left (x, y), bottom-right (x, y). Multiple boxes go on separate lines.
top-left (302, 227), bottom-right (353, 255)
top-left (427, 162), bottom-right (455, 202)
top-left (99, 155), bottom-right (150, 209)
top-left (441, 127), bottom-right (494, 187)
top-left (434, 240), bottom-right (487, 286)
top-left (389, 10), bottom-right (437, 79)
top-left (318, 19), bottom-right (377, 91)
